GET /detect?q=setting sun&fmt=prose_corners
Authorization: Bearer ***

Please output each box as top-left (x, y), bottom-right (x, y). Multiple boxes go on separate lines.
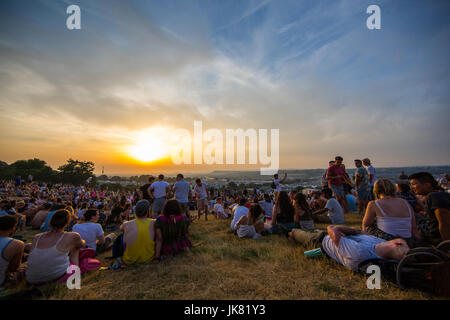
top-left (128, 128), bottom-right (171, 163)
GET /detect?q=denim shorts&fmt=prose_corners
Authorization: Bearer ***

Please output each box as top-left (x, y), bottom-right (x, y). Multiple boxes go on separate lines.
top-left (330, 184), bottom-right (345, 198)
top-left (152, 197), bottom-right (166, 213)
top-left (357, 186), bottom-right (370, 200)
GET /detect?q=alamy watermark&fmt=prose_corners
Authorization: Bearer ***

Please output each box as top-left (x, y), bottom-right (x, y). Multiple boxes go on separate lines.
top-left (66, 265), bottom-right (81, 290)
top-left (66, 4), bottom-right (382, 31)
top-left (367, 5), bottom-right (381, 30)
top-left (366, 265), bottom-right (381, 289)
top-left (169, 121), bottom-right (279, 175)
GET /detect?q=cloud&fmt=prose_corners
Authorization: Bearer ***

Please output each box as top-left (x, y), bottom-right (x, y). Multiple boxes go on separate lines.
top-left (0, 0), bottom-right (449, 171)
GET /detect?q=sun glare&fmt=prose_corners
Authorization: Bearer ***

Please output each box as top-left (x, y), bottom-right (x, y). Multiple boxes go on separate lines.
top-left (128, 128), bottom-right (171, 163)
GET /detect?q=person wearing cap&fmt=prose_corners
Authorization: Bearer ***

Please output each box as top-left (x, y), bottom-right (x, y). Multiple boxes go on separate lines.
top-left (120, 200), bottom-right (156, 264)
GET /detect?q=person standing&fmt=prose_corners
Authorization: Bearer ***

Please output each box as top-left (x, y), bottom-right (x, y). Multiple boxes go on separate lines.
top-left (273, 172), bottom-right (287, 195)
top-left (322, 161), bottom-right (335, 189)
top-left (194, 179), bottom-right (209, 221)
top-left (354, 159), bottom-right (370, 216)
top-left (363, 158), bottom-right (377, 201)
top-left (173, 174), bottom-right (191, 220)
top-left (140, 176), bottom-right (155, 209)
top-left (326, 156), bottom-right (351, 213)
top-left (150, 175), bottom-right (169, 218)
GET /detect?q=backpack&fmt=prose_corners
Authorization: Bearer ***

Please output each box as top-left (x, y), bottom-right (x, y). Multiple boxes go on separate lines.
top-left (358, 240), bottom-right (450, 296)
top-left (111, 233), bottom-right (124, 258)
top-left (271, 182), bottom-right (276, 189)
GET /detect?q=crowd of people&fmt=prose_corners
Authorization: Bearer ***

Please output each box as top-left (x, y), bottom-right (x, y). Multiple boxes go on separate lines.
top-left (0, 158), bottom-right (449, 293)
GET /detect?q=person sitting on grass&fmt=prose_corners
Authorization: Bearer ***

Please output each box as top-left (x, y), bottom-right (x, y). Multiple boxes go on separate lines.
top-left (311, 188), bottom-right (344, 225)
top-left (289, 226), bottom-right (410, 272)
top-left (259, 194), bottom-right (274, 222)
top-left (267, 191), bottom-right (297, 235)
top-left (396, 182), bottom-right (418, 212)
top-left (0, 215), bottom-right (24, 288)
top-left (362, 179), bottom-right (422, 245)
top-left (121, 203), bottom-right (133, 221)
top-left (31, 202), bottom-right (51, 230)
top-left (409, 172), bottom-right (450, 245)
top-left (310, 191), bottom-right (327, 211)
top-left (0, 201), bottom-right (25, 232)
top-left (345, 190), bottom-right (357, 212)
top-left (293, 193), bottom-right (315, 231)
top-left (230, 198), bottom-right (249, 232)
top-left (120, 200), bottom-right (156, 264)
top-left (154, 200), bottom-right (192, 260)
top-left (235, 203), bottom-right (265, 239)
top-left (72, 209), bottom-right (114, 254)
top-left (26, 209), bottom-right (85, 285)
top-left (213, 197), bottom-right (229, 219)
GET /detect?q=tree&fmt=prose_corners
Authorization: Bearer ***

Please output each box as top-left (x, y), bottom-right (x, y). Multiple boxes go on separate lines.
top-left (57, 159), bottom-right (95, 185)
top-left (0, 158), bottom-right (57, 181)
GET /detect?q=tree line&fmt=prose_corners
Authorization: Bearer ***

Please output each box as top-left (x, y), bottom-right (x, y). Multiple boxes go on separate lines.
top-left (0, 158), bottom-right (96, 186)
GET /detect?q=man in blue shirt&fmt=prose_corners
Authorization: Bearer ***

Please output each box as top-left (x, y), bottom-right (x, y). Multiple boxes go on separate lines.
top-left (289, 225), bottom-right (410, 271)
top-left (173, 174), bottom-right (191, 219)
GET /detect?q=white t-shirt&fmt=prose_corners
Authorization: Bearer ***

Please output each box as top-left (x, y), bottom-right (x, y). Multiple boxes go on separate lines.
top-left (72, 223), bottom-right (104, 251)
top-left (366, 166), bottom-right (377, 186)
top-left (325, 198), bottom-right (345, 224)
top-left (322, 234), bottom-right (385, 271)
top-left (213, 203), bottom-right (227, 218)
top-left (231, 206), bottom-right (249, 230)
top-left (151, 181), bottom-right (169, 199)
top-left (274, 179), bottom-right (281, 192)
top-left (194, 182), bottom-right (207, 200)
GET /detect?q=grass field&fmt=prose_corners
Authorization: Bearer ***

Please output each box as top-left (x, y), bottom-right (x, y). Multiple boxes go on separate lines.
top-left (3, 211), bottom-right (440, 300)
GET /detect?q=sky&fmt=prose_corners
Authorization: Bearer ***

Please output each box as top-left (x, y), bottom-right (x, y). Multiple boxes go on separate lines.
top-left (0, 0), bottom-right (449, 175)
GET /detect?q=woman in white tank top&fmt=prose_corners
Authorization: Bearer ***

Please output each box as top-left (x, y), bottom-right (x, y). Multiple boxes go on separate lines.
top-left (26, 210), bottom-right (84, 284)
top-left (362, 179), bottom-right (421, 241)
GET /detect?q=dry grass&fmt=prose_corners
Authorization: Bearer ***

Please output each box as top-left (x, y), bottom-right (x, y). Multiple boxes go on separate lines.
top-left (4, 211), bottom-right (441, 300)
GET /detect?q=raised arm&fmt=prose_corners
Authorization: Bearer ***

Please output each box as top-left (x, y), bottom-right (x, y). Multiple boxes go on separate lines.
top-left (327, 225), bottom-right (362, 247)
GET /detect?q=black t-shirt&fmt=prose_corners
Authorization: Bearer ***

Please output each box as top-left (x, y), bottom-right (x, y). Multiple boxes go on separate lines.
top-left (417, 191), bottom-right (450, 244)
top-left (140, 183), bottom-right (152, 200)
top-left (110, 206), bottom-right (123, 219)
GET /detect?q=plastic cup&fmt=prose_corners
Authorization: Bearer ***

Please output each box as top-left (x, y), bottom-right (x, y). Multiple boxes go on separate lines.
top-left (304, 248), bottom-right (323, 258)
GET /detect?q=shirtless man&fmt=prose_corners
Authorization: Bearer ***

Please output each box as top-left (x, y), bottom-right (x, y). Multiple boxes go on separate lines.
top-left (31, 203), bottom-right (52, 229)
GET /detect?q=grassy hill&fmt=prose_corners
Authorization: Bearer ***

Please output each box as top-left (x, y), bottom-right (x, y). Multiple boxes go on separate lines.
top-left (3, 211), bottom-right (440, 300)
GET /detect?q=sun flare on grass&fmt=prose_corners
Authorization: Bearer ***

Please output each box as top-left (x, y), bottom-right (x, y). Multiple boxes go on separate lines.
top-left (127, 128), bottom-right (171, 163)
